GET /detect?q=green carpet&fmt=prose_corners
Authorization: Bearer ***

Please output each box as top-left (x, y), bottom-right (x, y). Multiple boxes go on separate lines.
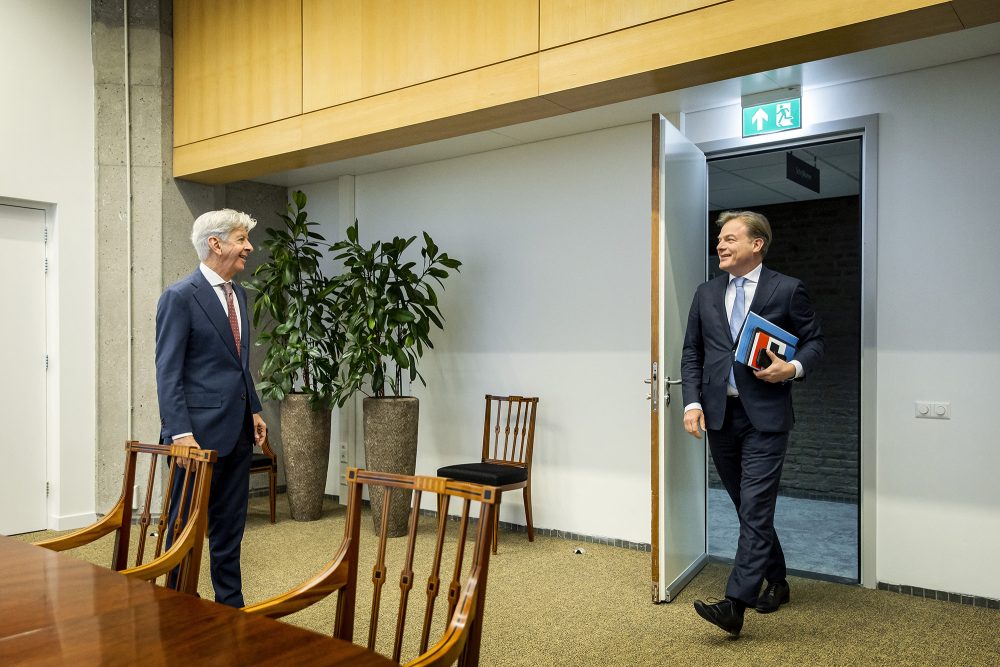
top-left (17, 494), bottom-right (1000, 666)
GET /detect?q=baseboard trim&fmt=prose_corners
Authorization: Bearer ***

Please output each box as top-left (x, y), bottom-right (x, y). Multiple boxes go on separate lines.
top-left (877, 581), bottom-right (1000, 610)
top-left (50, 512), bottom-right (97, 531)
top-left (267, 492), bottom-right (653, 553)
top-left (414, 507), bottom-right (651, 552)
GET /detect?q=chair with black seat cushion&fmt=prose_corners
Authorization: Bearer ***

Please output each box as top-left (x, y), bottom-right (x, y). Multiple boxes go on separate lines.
top-left (437, 394), bottom-right (538, 553)
top-left (249, 434), bottom-right (278, 523)
top-left (36, 440), bottom-right (216, 595)
top-left (243, 468), bottom-right (499, 666)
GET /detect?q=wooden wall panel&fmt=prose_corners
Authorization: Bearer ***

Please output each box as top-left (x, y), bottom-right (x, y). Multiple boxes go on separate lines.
top-left (302, 0), bottom-right (538, 112)
top-left (173, 0), bottom-right (301, 146)
top-left (539, 0), bottom-right (956, 101)
top-left (174, 56), bottom-right (566, 184)
top-left (540, 0), bottom-right (725, 49)
top-left (172, 0), bottom-right (989, 183)
top-left (950, 0), bottom-right (1000, 27)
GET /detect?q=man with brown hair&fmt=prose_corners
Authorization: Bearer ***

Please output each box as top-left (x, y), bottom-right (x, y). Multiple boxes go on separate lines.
top-left (682, 210), bottom-right (824, 637)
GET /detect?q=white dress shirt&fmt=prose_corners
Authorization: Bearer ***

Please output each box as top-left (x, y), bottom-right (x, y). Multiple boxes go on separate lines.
top-left (200, 263), bottom-right (242, 333)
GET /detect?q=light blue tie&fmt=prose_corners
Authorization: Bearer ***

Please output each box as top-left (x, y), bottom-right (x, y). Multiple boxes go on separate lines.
top-left (728, 277), bottom-right (746, 391)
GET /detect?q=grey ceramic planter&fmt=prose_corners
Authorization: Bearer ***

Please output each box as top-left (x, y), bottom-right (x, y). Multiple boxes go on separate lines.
top-left (363, 396), bottom-right (418, 537)
top-left (280, 394), bottom-right (331, 521)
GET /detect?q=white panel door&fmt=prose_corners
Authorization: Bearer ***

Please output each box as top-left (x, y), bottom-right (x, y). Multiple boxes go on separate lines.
top-left (0, 204), bottom-right (47, 535)
top-left (651, 116), bottom-right (708, 602)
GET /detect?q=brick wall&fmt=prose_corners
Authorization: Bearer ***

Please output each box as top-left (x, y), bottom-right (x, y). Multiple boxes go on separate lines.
top-left (707, 196), bottom-right (861, 502)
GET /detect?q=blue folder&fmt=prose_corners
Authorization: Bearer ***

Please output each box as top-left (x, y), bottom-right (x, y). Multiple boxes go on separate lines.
top-left (734, 311), bottom-right (799, 370)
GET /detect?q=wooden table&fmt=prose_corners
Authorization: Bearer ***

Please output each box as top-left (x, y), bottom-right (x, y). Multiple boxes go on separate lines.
top-left (0, 536), bottom-right (396, 666)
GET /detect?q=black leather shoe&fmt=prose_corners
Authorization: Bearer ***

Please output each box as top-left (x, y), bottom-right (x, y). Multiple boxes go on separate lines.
top-left (756, 580), bottom-right (790, 613)
top-left (693, 598), bottom-right (744, 637)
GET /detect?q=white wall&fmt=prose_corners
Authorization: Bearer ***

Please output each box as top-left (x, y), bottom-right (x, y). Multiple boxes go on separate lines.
top-left (300, 124), bottom-right (653, 543)
top-left (299, 52), bottom-right (1000, 597)
top-left (685, 54), bottom-right (1000, 598)
top-left (0, 1), bottom-right (96, 529)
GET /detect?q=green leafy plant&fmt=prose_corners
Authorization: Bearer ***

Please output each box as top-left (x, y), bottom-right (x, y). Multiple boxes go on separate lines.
top-left (245, 191), bottom-right (339, 408)
top-left (329, 220), bottom-right (461, 406)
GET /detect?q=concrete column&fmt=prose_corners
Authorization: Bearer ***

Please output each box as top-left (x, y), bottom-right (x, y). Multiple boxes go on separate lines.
top-left (93, 0), bottom-right (287, 507)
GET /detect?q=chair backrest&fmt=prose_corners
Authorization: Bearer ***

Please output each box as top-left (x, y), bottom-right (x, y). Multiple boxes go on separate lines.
top-left (250, 433), bottom-right (277, 464)
top-left (244, 468), bottom-right (499, 666)
top-left (480, 395), bottom-right (538, 470)
top-left (36, 441), bottom-right (216, 595)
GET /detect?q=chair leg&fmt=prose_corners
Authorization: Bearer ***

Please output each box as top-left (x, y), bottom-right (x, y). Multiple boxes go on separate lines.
top-left (492, 491), bottom-right (501, 554)
top-left (523, 484), bottom-right (534, 542)
top-left (268, 468), bottom-right (277, 524)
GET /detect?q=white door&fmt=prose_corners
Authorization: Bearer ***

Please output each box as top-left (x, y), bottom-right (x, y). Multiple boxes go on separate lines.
top-left (650, 116), bottom-right (708, 601)
top-left (0, 204), bottom-right (47, 535)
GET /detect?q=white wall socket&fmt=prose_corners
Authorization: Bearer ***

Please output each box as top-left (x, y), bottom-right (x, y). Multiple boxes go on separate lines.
top-left (915, 401), bottom-right (951, 419)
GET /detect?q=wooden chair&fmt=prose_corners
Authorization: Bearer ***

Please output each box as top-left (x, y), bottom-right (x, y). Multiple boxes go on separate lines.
top-left (249, 434), bottom-right (279, 523)
top-left (437, 394), bottom-right (538, 553)
top-left (243, 468), bottom-right (499, 667)
top-left (36, 440), bottom-right (216, 595)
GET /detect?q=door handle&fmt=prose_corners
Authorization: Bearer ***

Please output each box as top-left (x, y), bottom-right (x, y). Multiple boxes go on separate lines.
top-left (663, 376), bottom-right (682, 407)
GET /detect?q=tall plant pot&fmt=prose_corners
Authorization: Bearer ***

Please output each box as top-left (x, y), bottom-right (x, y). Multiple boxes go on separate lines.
top-left (281, 393), bottom-right (331, 521)
top-left (363, 396), bottom-right (419, 537)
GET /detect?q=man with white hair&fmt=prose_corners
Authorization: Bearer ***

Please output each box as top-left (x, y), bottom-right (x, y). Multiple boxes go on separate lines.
top-left (155, 208), bottom-right (267, 606)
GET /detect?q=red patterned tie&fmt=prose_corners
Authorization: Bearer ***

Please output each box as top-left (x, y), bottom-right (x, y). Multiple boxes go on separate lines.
top-left (223, 282), bottom-right (241, 356)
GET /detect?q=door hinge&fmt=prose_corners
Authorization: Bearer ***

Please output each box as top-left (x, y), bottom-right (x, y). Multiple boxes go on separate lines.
top-left (46, 482), bottom-right (50, 497)
top-left (45, 355), bottom-right (49, 370)
top-left (44, 257), bottom-right (48, 274)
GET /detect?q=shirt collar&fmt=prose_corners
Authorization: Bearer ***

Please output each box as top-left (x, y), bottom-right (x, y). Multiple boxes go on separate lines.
top-left (729, 263), bottom-right (763, 285)
top-left (199, 262), bottom-right (228, 287)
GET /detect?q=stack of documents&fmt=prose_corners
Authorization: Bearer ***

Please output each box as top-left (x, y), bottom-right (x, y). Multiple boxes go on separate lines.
top-left (734, 311), bottom-right (799, 370)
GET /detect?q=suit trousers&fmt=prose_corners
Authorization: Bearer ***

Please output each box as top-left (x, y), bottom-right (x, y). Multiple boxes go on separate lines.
top-left (168, 412), bottom-right (253, 607)
top-left (707, 397), bottom-right (788, 606)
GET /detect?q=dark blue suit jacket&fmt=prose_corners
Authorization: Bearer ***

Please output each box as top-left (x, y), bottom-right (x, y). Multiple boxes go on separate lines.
top-left (681, 266), bottom-right (824, 433)
top-left (155, 269), bottom-right (262, 456)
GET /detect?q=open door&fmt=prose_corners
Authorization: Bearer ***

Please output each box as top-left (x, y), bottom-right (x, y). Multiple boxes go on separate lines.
top-left (650, 115), bottom-right (708, 602)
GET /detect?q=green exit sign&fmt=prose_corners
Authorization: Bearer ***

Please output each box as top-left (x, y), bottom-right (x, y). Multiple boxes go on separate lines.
top-left (742, 98), bottom-right (801, 137)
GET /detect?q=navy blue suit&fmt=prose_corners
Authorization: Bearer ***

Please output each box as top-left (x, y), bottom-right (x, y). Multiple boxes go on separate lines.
top-left (682, 265), bottom-right (824, 605)
top-left (155, 268), bottom-right (262, 606)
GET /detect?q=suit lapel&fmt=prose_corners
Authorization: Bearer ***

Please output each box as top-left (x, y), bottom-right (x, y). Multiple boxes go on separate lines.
top-left (712, 275), bottom-right (732, 342)
top-left (190, 270), bottom-right (241, 361)
top-left (748, 266), bottom-right (779, 315)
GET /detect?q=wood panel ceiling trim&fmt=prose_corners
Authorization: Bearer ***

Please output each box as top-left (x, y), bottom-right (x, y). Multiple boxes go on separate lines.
top-left (949, 0), bottom-right (1000, 28)
top-left (539, 0), bottom-right (726, 50)
top-left (173, 0), bottom-right (989, 184)
top-left (539, 3), bottom-right (964, 111)
top-left (302, 0), bottom-right (539, 112)
top-left (173, 0), bottom-right (302, 147)
top-left (173, 55), bottom-right (568, 184)
top-left (538, 0), bottom-right (956, 97)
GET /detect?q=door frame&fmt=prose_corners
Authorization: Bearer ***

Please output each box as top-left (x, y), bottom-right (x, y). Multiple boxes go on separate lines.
top-left (696, 114), bottom-right (879, 588)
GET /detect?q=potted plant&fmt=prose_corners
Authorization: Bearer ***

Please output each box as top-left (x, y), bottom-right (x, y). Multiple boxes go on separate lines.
top-left (330, 220), bottom-right (461, 535)
top-left (246, 190), bottom-right (339, 521)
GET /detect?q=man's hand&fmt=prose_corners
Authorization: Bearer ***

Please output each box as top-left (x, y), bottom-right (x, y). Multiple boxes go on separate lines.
top-left (753, 350), bottom-right (797, 383)
top-left (253, 413), bottom-right (267, 446)
top-left (683, 408), bottom-right (706, 439)
top-left (172, 435), bottom-right (201, 469)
